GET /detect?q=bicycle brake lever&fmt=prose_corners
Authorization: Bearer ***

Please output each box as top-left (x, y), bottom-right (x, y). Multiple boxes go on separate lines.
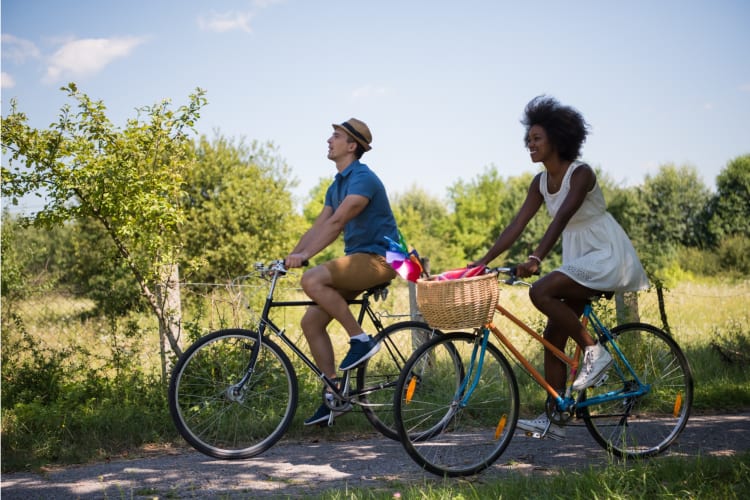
top-left (505, 265), bottom-right (540, 284)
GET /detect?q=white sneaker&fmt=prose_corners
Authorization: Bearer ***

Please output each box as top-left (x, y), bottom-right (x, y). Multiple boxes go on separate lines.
top-left (572, 343), bottom-right (613, 391)
top-left (516, 413), bottom-right (566, 439)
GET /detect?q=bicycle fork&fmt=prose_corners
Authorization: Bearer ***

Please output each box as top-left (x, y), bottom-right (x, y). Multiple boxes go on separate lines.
top-left (457, 328), bottom-right (491, 408)
top-left (458, 329), bottom-right (510, 440)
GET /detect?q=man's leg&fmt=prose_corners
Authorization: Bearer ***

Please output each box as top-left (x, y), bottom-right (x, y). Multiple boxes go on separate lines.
top-left (301, 254), bottom-right (396, 371)
top-left (300, 305), bottom-right (337, 379)
top-left (300, 302), bottom-right (352, 426)
top-left (300, 265), bottom-right (362, 337)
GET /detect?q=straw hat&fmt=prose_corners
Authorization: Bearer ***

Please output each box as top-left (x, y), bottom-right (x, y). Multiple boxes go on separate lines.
top-left (332, 118), bottom-right (372, 151)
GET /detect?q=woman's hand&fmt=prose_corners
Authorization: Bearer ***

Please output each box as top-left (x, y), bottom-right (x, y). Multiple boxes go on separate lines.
top-left (516, 257), bottom-right (541, 278)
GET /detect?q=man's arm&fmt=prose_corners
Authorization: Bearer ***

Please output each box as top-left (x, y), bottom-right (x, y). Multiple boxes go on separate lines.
top-left (286, 194), bottom-right (369, 266)
top-left (291, 206), bottom-right (333, 254)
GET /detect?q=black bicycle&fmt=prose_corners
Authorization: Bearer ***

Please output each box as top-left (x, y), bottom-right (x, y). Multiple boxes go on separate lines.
top-left (168, 259), bottom-right (441, 459)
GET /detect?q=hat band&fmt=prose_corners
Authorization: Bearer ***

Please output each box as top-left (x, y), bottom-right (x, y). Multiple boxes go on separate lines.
top-left (340, 122), bottom-right (369, 146)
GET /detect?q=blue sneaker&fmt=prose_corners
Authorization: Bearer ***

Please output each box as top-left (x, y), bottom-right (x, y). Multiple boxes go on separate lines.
top-left (338, 335), bottom-right (380, 371)
top-left (304, 403), bottom-right (344, 426)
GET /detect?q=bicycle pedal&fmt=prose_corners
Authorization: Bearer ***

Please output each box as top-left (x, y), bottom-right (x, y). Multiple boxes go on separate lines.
top-left (593, 373), bottom-right (609, 387)
top-left (524, 430), bottom-right (564, 441)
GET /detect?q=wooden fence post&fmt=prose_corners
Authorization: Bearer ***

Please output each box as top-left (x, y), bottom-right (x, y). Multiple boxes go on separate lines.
top-left (615, 291), bottom-right (640, 325)
top-left (410, 257), bottom-right (430, 347)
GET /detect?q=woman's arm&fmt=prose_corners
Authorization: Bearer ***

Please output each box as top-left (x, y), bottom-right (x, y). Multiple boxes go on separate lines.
top-left (518, 164), bottom-right (596, 276)
top-left (474, 174), bottom-right (544, 267)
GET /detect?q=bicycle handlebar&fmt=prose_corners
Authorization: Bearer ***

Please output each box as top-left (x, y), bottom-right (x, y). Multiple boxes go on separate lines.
top-left (250, 259), bottom-right (310, 280)
top-left (488, 265), bottom-right (538, 287)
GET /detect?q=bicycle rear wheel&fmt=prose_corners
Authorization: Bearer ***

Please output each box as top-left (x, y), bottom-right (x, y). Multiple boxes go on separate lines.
top-left (356, 321), bottom-right (441, 440)
top-left (168, 329), bottom-right (298, 459)
top-left (394, 332), bottom-right (519, 477)
top-left (580, 322), bottom-right (693, 458)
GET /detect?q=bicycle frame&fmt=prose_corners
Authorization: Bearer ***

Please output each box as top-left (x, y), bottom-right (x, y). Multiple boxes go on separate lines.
top-left (238, 264), bottom-right (387, 397)
top-left (460, 300), bottom-right (651, 415)
top-left (576, 304), bottom-right (651, 408)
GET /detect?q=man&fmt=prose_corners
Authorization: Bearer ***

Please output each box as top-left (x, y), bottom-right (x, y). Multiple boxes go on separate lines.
top-left (285, 118), bottom-right (399, 425)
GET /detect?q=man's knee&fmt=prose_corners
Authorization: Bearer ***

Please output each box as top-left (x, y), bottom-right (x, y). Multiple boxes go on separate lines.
top-left (301, 307), bottom-right (329, 337)
top-left (300, 266), bottom-right (329, 295)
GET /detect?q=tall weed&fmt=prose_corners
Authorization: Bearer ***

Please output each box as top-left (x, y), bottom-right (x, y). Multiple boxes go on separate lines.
top-left (1, 303), bottom-right (172, 471)
top-left (2, 279), bottom-right (749, 472)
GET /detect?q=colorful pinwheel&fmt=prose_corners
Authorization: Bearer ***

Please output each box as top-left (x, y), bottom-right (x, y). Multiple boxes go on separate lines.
top-left (385, 231), bottom-right (424, 282)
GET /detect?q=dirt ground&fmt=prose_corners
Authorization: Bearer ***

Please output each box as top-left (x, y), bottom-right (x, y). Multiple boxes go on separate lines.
top-left (3, 412), bottom-right (749, 499)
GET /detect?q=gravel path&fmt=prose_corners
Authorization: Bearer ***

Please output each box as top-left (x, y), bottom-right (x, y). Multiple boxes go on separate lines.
top-left (3, 412), bottom-right (748, 499)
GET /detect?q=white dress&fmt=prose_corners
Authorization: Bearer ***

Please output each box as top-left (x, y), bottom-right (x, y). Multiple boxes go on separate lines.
top-left (541, 161), bottom-right (649, 292)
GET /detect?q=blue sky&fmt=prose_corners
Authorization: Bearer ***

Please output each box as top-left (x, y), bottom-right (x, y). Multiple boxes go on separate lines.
top-left (2, 0), bottom-right (749, 213)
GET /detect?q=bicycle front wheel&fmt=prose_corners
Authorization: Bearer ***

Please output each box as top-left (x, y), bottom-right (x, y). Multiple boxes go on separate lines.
top-left (168, 329), bottom-right (298, 459)
top-left (581, 322), bottom-right (693, 458)
top-left (356, 321), bottom-right (441, 440)
top-left (394, 332), bottom-right (519, 477)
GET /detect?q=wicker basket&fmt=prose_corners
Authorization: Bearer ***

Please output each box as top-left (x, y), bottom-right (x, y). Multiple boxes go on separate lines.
top-left (416, 272), bottom-right (499, 330)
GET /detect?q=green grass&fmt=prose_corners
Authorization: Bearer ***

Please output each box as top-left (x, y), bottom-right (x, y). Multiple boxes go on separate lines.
top-left (311, 453), bottom-right (750, 499)
top-left (2, 278), bottom-right (749, 473)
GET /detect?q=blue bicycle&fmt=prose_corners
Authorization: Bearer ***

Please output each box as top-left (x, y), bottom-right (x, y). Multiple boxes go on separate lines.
top-left (393, 266), bottom-right (693, 476)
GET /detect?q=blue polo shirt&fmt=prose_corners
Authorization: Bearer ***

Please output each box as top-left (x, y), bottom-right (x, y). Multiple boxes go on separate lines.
top-left (324, 160), bottom-right (399, 256)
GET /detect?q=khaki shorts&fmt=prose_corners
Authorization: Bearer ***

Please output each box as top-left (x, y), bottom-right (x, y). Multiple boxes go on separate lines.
top-left (323, 253), bottom-right (396, 294)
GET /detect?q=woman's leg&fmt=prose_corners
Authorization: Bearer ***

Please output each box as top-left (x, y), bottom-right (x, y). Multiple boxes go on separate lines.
top-left (529, 271), bottom-right (599, 390)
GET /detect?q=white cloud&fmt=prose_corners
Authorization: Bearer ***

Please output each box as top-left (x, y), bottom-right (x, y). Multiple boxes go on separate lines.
top-left (198, 11), bottom-right (254, 33)
top-left (739, 83), bottom-right (750, 93)
top-left (1, 72), bottom-right (16, 89)
top-left (44, 36), bottom-right (147, 83)
top-left (197, 1), bottom-right (284, 34)
top-left (252, 0), bottom-right (285, 9)
top-left (1, 34), bottom-right (41, 63)
top-left (352, 85), bottom-right (389, 99)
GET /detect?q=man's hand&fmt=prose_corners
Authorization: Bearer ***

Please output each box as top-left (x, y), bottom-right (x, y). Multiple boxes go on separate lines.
top-left (285, 253), bottom-right (307, 268)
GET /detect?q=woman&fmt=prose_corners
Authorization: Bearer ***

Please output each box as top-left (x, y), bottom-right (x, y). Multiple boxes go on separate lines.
top-left (472, 96), bottom-right (649, 438)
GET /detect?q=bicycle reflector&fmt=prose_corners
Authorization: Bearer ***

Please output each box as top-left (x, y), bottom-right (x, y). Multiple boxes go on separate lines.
top-left (406, 376), bottom-right (418, 404)
top-left (494, 414), bottom-right (507, 440)
top-left (673, 392), bottom-right (683, 417)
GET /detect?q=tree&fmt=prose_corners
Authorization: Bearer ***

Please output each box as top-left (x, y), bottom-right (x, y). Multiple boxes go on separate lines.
top-left (181, 135), bottom-right (305, 282)
top-left (639, 164), bottom-right (711, 249)
top-left (61, 216), bottom-right (145, 316)
top-left (2, 83), bottom-right (207, 380)
top-left (447, 167), bottom-right (554, 266)
top-left (707, 154), bottom-right (750, 241)
top-left (635, 164), bottom-right (710, 332)
top-left (447, 166), bottom-right (507, 261)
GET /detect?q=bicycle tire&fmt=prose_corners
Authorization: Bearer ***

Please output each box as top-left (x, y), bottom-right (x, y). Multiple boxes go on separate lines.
top-left (580, 322), bottom-right (693, 458)
top-left (394, 332), bottom-right (519, 477)
top-left (168, 329), bottom-right (298, 459)
top-left (356, 321), bottom-right (441, 440)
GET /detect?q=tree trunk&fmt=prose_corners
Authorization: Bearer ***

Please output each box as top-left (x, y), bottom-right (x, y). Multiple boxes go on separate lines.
top-left (155, 263), bottom-right (183, 386)
top-left (656, 284), bottom-right (672, 334)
